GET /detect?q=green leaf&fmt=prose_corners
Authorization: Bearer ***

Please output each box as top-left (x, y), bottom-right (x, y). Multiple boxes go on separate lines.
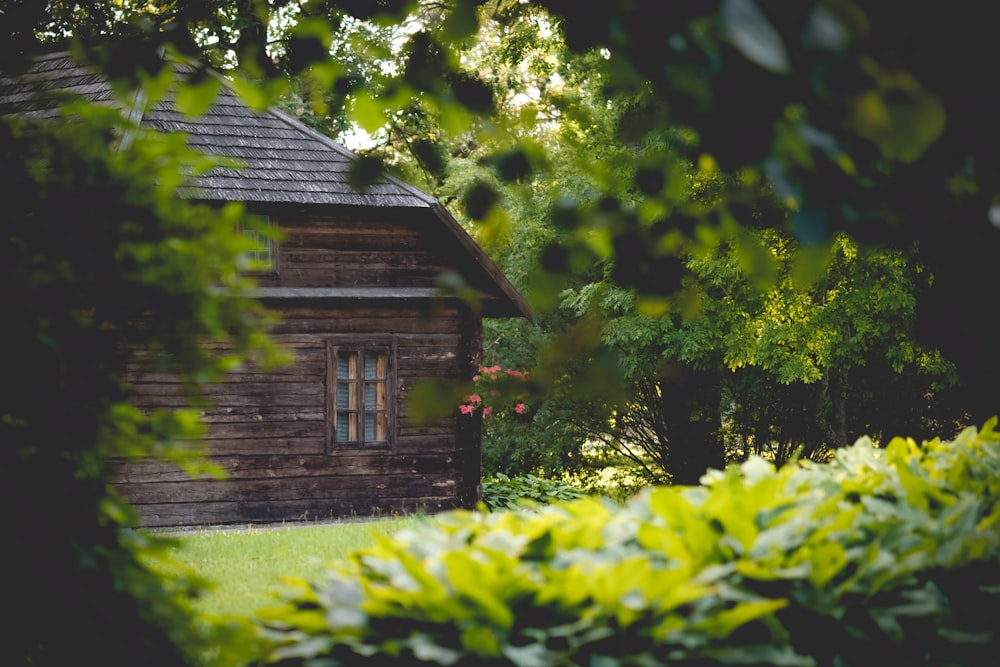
top-left (701, 598), bottom-right (789, 637)
top-left (848, 73), bottom-right (947, 163)
top-left (175, 71), bottom-right (221, 118)
top-left (442, 551), bottom-right (516, 628)
top-left (461, 625), bottom-right (502, 657)
top-left (352, 91), bottom-right (388, 133)
top-left (442, 1), bottom-right (479, 42)
top-left (720, 0), bottom-right (791, 74)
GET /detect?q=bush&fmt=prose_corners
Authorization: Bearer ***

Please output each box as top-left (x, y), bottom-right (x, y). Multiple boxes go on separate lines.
top-left (482, 473), bottom-right (587, 510)
top-left (259, 420), bottom-right (1000, 666)
top-left (2, 90), bottom-right (278, 666)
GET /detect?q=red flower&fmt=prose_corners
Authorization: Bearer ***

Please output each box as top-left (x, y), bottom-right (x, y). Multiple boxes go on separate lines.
top-left (459, 404), bottom-right (475, 415)
top-left (515, 402), bottom-right (525, 414)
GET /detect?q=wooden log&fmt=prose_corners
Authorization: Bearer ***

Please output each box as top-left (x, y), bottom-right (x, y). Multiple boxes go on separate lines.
top-left (117, 473), bottom-right (460, 505)
top-left (111, 453), bottom-right (460, 483)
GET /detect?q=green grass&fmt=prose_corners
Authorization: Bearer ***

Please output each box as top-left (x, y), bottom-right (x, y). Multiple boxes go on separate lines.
top-left (149, 516), bottom-right (433, 619)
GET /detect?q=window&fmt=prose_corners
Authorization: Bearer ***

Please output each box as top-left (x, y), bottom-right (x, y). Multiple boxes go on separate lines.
top-left (328, 339), bottom-right (395, 449)
top-left (237, 216), bottom-right (276, 273)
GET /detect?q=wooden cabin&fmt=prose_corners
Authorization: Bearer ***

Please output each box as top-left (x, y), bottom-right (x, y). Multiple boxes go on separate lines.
top-left (1, 52), bottom-right (529, 527)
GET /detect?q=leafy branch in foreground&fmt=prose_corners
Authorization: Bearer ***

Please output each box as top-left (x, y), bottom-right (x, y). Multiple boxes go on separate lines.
top-left (1, 93), bottom-right (279, 666)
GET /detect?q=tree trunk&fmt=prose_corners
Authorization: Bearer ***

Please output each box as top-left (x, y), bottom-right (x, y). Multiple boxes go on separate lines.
top-left (659, 364), bottom-right (724, 485)
top-left (816, 366), bottom-right (849, 452)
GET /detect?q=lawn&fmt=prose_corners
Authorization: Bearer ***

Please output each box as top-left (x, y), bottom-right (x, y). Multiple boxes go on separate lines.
top-left (148, 515), bottom-right (433, 619)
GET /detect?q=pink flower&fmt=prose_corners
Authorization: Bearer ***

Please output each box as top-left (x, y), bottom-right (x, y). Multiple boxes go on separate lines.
top-left (483, 407), bottom-right (492, 416)
top-left (489, 390), bottom-right (500, 397)
top-left (459, 404), bottom-right (474, 415)
top-left (515, 402), bottom-right (525, 414)
top-left (472, 375), bottom-right (479, 382)
top-left (468, 394), bottom-right (482, 404)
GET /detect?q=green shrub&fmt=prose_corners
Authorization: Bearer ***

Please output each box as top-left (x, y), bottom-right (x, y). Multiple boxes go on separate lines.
top-left (482, 473), bottom-right (587, 510)
top-left (258, 420), bottom-right (1000, 666)
top-left (3, 99), bottom-right (279, 666)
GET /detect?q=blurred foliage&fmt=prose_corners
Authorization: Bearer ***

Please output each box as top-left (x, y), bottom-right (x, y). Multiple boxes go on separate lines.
top-left (260, 420), bottom-right (1000, 665)
top-left (0, 84), bottom-right (281, 664)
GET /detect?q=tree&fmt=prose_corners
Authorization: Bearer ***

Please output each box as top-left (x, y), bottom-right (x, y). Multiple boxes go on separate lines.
top-left (556, 229), bottom-right (955, 482)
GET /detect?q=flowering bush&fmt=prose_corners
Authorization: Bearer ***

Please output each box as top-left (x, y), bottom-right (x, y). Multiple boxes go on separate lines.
top-left (459, 365), bottom-right (529, 419)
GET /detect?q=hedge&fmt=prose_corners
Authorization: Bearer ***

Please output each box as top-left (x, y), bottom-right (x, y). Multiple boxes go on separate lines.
top-left (258, 420), bottom-right (1000, 666)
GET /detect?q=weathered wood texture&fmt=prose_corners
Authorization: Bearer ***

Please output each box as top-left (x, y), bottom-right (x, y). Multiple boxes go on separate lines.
top-left (114, 301), bottom-right (482, 527)
top-left (252, 208), bottom-right (503, 298)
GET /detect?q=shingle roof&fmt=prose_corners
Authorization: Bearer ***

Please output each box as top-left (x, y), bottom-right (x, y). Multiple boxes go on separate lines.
top-left (0, 51), bottom-right (431, 207)
top-left (0, 51), bottom-right (530, 318)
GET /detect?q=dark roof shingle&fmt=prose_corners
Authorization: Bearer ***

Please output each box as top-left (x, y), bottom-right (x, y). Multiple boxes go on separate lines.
top-left (0, 51), bottom-right (431, 208)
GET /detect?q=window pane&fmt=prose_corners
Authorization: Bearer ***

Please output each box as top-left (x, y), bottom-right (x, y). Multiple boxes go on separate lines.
top-left (239, 222), bottom-right (274, 272)
top-left (336, 383), bottom-right (352, 411)
top-left (338, 351), bottom-right (357, 379)
top-left (336, 411), bottom-right (354, 441)
top-left (364, 412), bottom-right (387, 441)
top-left (364, 352), bottom-right (385, 379)
top-left (364, 382), bottom-right (377, 409)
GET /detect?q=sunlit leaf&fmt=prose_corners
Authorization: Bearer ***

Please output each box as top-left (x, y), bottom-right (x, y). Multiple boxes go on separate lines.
top-left (352, 91), bottom-right (389, 133)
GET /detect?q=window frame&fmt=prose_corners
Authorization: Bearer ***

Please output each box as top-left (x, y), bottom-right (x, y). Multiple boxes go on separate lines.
top-left (236, 215), bottom-right (279, 275)
top-left (326, 336), bottom-right (397, 452)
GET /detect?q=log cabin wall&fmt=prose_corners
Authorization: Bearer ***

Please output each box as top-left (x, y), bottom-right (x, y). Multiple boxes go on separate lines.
top-left (256, 210), bottom-right (443, 288)
top-left (113, 209), bottom-right (487, 527)
top-left (251, 206), bottom-right (512, 297)
top-left (116, 306), bottom-right (483, 527)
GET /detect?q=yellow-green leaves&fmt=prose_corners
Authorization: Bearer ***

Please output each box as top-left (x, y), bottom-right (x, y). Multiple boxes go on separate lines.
top-left (264, 422), bottom-right (1000, 665)
top-left (847, 62), bottom-right (947, 163)
top-left (174, 68), bottom-right (221, 118)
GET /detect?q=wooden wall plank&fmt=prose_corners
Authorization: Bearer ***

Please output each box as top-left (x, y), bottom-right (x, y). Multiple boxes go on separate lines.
top-left (115, 237), bottom-right (485, 525)
top-left (111, 453), bottom-right (460, 483)
top-left (117, 474), bottom-right (461, 504)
